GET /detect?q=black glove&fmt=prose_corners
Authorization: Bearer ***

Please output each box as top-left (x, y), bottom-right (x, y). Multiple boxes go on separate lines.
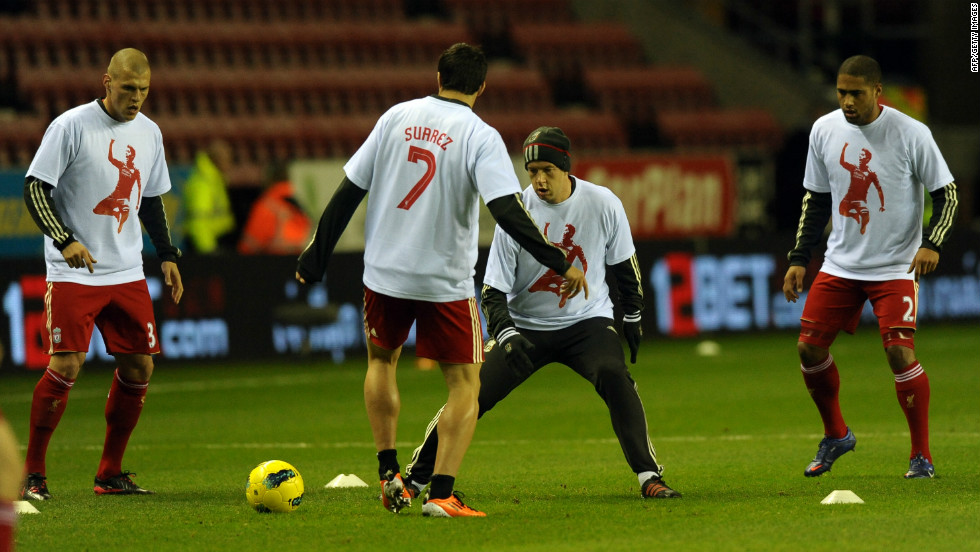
top-left (497, 328), bottom-right (535, 376)
top-left (623, 312), bottom-right (642, 364)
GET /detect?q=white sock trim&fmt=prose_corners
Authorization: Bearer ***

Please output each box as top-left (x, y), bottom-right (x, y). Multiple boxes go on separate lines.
top-left (45, 368), bottom-right (74, 388)
top-left (801, 354), bottom-right (834, 374)
top-left (894, 362), bottom-right (924, 383)
top-left (115, 371), bottom-right (149, 390)
top-left (637, 470), bottom-right (661, 485)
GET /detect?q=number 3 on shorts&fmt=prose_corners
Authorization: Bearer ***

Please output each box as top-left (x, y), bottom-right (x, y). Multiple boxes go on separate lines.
top-left (147, 322), bottom-right (157, 348)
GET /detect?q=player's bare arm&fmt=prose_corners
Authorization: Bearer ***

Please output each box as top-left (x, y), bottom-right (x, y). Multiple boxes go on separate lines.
top-left (162, 261), bottom-right (183, 304)
top-left (61, 241), bottom-right (98, 273)
top-left (560, 265), bottom-right (588, 301)
top-left (783, 265), bottom-right (807, 302)
top-left (872, 174), bottom-right (884, 211)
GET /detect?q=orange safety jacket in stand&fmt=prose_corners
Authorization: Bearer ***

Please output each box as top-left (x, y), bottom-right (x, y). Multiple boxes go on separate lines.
top-left (237, 181), bottom-right (312, 255)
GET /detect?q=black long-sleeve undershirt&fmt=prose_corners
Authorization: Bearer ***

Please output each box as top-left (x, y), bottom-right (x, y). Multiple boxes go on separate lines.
top-left (296, 180), bottom-right (571, 283)
top-left (138, 195), bottom-right (182, 262)
top-left (24, 177), bottom-right (76, 251)
top-left (482, 255), bottom-right (643, 342)
top-left (922, 182), bottom-right (958, 252)
top-left (608, 254), bottom-right (643, 316)
top-left (25, 176), bottom-right (180, 262)
top-left (788, 183), bottom-right (959, 265)
top-left (296, 176), bottom-right (366, 283)
top-left (480, 284), bottom-right (512, 341)
top-left (786, 191), bottom-right (832, 267)
top-left (486, 193), bottom-right (571, 275)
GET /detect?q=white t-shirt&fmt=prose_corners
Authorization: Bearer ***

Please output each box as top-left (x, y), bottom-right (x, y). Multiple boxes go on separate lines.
top-left (484, 177), bottom-right (635, 331)
top-left (804, 105), bottom-right (953, 280)
top-left (28, 101), bottom-right (172, 285)
top-left (344, 95), bottom-right (522, 301)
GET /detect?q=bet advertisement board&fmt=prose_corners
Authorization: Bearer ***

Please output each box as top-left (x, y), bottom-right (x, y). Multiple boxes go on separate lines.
top-left (2, 231), bottom-right (977, 372)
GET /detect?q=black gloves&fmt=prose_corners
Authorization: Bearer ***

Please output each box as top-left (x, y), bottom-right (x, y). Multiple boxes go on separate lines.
top-left (623, 312), bottom-right (642, 364)
top-left (497, 327), bottom-right (535, 376)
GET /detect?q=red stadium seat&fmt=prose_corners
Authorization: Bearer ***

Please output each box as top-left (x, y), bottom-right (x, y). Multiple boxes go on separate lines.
top-left (30, 0), bottom-right (406, 22)
top-left (443, 0), bottom-right (573, 42)
top-left (482, 110), bottom-right (629, 155)
top-left (0, 115), bottom-right (49, 168)
top-left (584, 66), bottom-right (717, 119)
top-left (655, 108), bottom-right (784, 151)
top-left (510, 22), bottom-right (646, 82)
top-left (480, 64), bottom-right (554, 113)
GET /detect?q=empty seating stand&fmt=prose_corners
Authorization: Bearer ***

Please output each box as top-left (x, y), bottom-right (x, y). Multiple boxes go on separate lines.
top-left (655, 108), bottom-right (784, 151)
top-left (154, 114), bottom-right (378, 181)
top-left (482, 110), bottom-right (629, 155)
top-left (0, 115), bottom-right (48, 168)
top-left (444, 0), bottom-right (573, 51)
top-left (31, 0), bottom-right (405, 22)
top-left (0, 19), bottom-right (472, 72)
top-left (584, 66), bottom-right (716, 119)
top-left (510, 22), bottom-right (646, 82)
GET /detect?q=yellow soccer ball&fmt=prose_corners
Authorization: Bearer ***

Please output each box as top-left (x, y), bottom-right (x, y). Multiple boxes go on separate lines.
top-left (246, 460), bottom-right (304, 513)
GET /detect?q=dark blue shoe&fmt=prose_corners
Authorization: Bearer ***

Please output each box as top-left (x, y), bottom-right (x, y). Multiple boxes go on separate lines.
top-left (904, 453), bottom-right (935, 479)
top-left (804, 428), bottom-right (856, 477)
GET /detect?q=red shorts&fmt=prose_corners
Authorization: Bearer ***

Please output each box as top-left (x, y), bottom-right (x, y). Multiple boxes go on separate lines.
top-left (362, 287), bottom-right (484, 364)
top-left (799, 272), bottom-right (918, 349)
top-left (45, 280), bottom-right (161, 355)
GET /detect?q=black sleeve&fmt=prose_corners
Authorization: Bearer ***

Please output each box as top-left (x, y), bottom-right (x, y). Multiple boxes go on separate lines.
top-left (480, 284), bottom-right (518, 342)
top-left (921, 182), bottom-right (958, 252)
top-left (23, 177), bottom-right (77, 251)
top-left (609, 254), bottom-right (643, 316)
top-left (486, 194), bottom-right (571, 275)
top-left (137, 195), bottom-right (182, 262)
top-left (786, 191), bottom-right (832, 267)
top-left (296, 176), bottom-right (366, 283)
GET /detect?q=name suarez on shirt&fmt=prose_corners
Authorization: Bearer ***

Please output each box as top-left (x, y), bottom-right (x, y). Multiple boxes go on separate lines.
top-left (404, 126), bottom-right (454, 150)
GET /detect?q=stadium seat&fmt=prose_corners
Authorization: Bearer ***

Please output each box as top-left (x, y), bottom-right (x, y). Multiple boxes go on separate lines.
top-left (510, 22), bottom-right (646, 81)
top-left (584, 66), bottom-right (716, 118)
top-left (443, 0), bottom-right (573, 46)
top-left (480, 64), bottom-right (553, 113)
top-left (30, 0), bottom-right (406, 22)
top-left (655, 108), bottom-right (784, 151)
top-left (482, 110), bottom-right (629, 155)
top-left (14, 65), bottom-right (103, 121)
top-left (154, 113), bottom-right (378, 172)
top-left (1, 17), bottom-right (470, 72)
top-left (0, 115), bottom-right (48, 168)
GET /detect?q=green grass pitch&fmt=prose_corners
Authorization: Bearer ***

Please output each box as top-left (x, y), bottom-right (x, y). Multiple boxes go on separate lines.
top-left (2, 323), bottom-right (978, 551)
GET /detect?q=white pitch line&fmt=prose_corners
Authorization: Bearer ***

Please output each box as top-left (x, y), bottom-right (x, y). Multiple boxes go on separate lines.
top-left (26, 431), bottom-right (980, 454)
top-left (0, 372), bottom-right (332, 404)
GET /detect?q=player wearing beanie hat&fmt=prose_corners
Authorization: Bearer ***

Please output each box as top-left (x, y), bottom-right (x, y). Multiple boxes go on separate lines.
top-left (404, 125), bottom-right (683, 501)
top-left (523, 126), bottom-right (571, 172)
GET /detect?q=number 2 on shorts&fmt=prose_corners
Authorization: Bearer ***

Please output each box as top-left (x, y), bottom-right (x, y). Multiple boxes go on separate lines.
top-left (397, 146), bottom-right (436, 210)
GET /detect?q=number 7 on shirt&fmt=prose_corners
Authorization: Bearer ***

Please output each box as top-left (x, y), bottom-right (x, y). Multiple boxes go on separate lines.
top-left (397, 146), bottom-right (436, 210)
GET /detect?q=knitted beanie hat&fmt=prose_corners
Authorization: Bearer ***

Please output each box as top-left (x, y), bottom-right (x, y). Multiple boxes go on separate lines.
top-left (522, 126), bottom-right (571, 172)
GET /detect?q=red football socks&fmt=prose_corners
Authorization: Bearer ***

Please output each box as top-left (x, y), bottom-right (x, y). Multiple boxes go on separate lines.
top-left (894, 361), bottom-right (931, 461)
top-left (801, 355), bottom-right (848, 439)
top-left (25, 368), bottom-right (75, 475)
top-left (97, 370), bottom-right (149, 480)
